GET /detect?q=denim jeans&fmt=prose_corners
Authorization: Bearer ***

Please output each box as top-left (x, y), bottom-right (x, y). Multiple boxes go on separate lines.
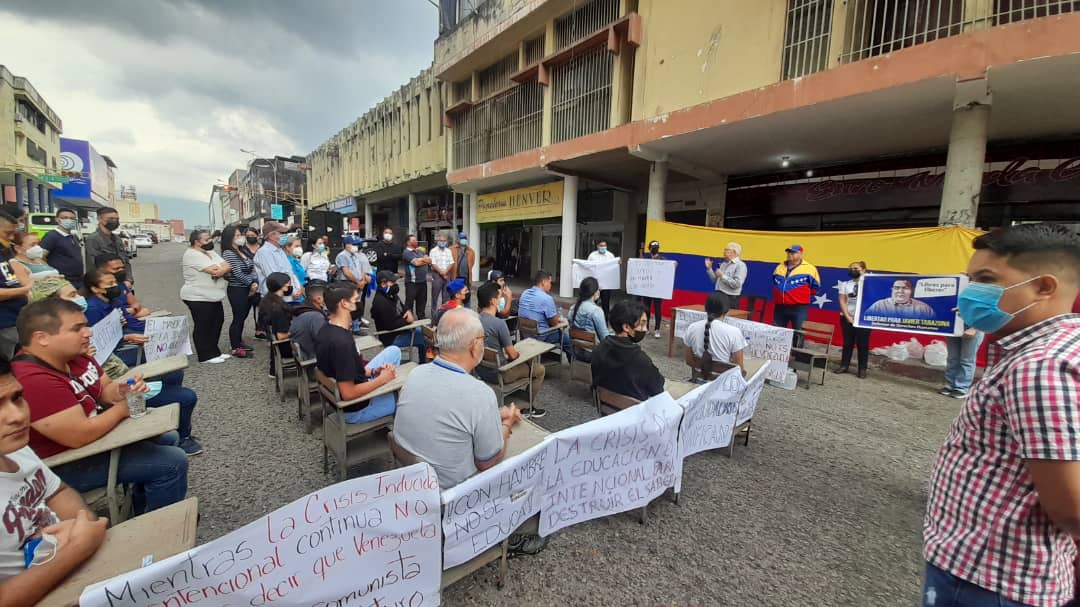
top-left (146, 370), bottom-right (197, 439)
top-left (54, 432), bottom-right (189, 514)
top-left (921, 562), bottom-right (1047, 607)
top-left (390, 327), bottom-right (428, 363)
top-left (773, 304), bottom-right (809, 348)
top-left (343, 346), bottom-right (401, 424)
top-left (538, 328), bottom-right (571, 358)
top-left (944, 331), bottom-right (984, 392)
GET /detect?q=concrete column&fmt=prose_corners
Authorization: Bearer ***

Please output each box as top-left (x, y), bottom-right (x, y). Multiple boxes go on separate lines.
top-left (364, 202), bottom-right (373, 238)
top-left (616, 190), bottom-right (638, 285)
top-left (407, 193), bottom-right (418, 236)
top-left (27, 179), bottom-right (37, 212)
top-left (461, 192), bottom-right (470, 239)
top-left (13, 173), bottom-right (24, 211)
top-left (558, 175), bottom-right (579, 298)
top-left (46, 189), bottom-right (54, 212)
top-left (646, 160), bottom-right (668, 222)
top-left (468, 192), bottom-right (480, 282)
top-left (939, 105), bottom-right (991, 228)
top-left (37, 184), bottom-right (45, 214)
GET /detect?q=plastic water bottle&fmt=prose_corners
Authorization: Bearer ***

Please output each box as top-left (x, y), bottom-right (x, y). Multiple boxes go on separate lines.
top-left (125, 379), bottom-right (147, 418)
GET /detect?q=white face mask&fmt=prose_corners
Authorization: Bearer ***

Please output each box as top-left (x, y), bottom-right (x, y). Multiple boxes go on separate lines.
top-left (292, 247), bottom-right (303, 257)
top-left (25, 245), bottom-right (45, 259)
top-left (347, 245), bottom-right (357, 253)
top-left (383, 233), bottom-right (393, 242)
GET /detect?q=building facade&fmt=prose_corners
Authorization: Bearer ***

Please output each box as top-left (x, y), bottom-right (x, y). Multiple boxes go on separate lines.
top-left (54, 137), bottom-right (119, 211)
top-left (308, 67), bottom-right (452, 248)
top-left (0, 65), bottom-right (63, 213)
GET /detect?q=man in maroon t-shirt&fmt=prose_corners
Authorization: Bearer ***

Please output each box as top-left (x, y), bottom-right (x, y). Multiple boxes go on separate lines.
top-left (12, 299), bottom-right (188, 513)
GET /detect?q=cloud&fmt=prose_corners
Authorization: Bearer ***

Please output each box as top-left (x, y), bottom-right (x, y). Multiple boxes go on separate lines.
top-left (1, 0), bottom-right (437, 218)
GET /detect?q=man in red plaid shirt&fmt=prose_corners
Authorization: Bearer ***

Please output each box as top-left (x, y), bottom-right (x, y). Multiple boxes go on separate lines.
top-left (924, 223), bottom-right (1080, 607)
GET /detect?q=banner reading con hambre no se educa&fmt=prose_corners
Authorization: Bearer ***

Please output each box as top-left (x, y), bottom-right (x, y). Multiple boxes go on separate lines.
top-left (853, 273), bottom-right (967, 336)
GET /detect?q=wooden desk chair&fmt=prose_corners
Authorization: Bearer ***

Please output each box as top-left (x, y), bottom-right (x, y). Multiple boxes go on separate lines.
top-left (739, 294), bottom-right (768, 323)
top-left (517, 317), bottom-right (563, 379)
top-left (271, 337), bottom-right (298, 402)
top-left (115, 343), bottom-right (144, 366)
top-left (373, 326), bottom-right (417, 362)
top-left (684, 349), bottom-right (738, 384)
top-left (791, 320), bottom-right (836, 389)
top-left (290, 341), bottom-right (320, 433)
top-left (422, 324), bottom-right (438, 360)
top-left (569, 328), bottom-right (597, 385)
top-left (479, 348), bottom-right (533, 406)
top-left (315, 369), bottom-right (394, 481)
top-left (593, 386), bottom-right (641, 417)
top-left (727, 309), bottom-right (750, 320)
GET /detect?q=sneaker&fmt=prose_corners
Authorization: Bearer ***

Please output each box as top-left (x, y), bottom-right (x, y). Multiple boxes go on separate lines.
top-left (203, 355), bottom-right (228, 364)
top-left (179, 437), bottom-right (204, 456)
top-left (219, 353), bottom-right (232, 360)
top-left (359, 318), bottom-right (371, 327)
top-left (254, 331), bottom-right (268, 340)
top-left (950, 389), bottom-right (968, 399)
top-left (239, 342), bottom-right (255, 351)
top-left (522, 407), bottom-right (547, 419)
top-left (653, 330), bottom-right (661, 339)
top-left (267, 373), bottom-right (276, 379)
top-left (507, 533), bottom-right (549, 558)
top-left (230, 348), bottom-right (250, 358)
top-left (937, 387), bottom-right (954, 396)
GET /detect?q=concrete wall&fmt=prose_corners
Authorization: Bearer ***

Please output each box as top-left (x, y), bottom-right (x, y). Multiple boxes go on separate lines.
top-left (0, 65), bottom-right (62, 175)
top-left (631, 0), bottom-right (786, 121)
top-left (308, 67), bottom-right (447, 206)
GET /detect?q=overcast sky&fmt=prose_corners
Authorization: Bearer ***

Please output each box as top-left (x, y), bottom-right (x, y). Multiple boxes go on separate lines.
top-left (2, 0), bottom-right (438, 225)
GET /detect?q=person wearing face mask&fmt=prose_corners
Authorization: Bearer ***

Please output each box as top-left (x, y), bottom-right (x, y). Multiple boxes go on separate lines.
top-left (288, 281), bottom-right (329, 361)
top-left (94, 254), bottom-right (149, 323)
top-left (315, 285), bottom-right (402, 424)
top-left (335, 235), bottom-right (373, 329)
top-left (82, 207), bottom-right (132, 287)
top-left (0, 211), bottom-right (30, 360)
top-left (433, 279), bottom-right (469, 326)
top-left (834, 261), bottom-right (871, 378)
top-left (587, 240), bottom-right (617, 317)
top-left (180, 230), bottom-right (230, 363)
top-left (258, 273), bottom-right (296, 375)
top-left (372, 228), bottom-right (403, 274)
top-left (301, 238), bottom-right (333, 283)
top-left (568, 277), bottom-right (609, 362)
top-left (487, 270), bottom-right (513, 319)
top-left (641, 240), bottom-right (674, 338)
top-left (253, 221), bottom-right (302, 304)
top-left (39, 207), bottom-right (85, 288)
top-left (449, 232), bottom-right (476, 307)
top-left (82, 269), bottom-right (150, 366)
top-left (220, 225), bottom-right (258, 356)
top-left (370, 271), bottom-right (428, 363)
top-left (429, 233), bottom-right (455, 318)
top-left (11, 232), bottom-right (59, 277)
top-left (402, 234), bottom-right (431, 321)
top-left (590, 299), bottom-right (665, 403)
top-left (922, 224), bottom-right (1080, 607)
top-left (285, 235), bottom-right (309, 288)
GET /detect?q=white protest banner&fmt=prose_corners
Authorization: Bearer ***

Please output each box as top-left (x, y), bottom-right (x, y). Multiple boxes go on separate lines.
top-left (441, 440), bottom-right (551, 569)
top-left (677, 368), bottom-right (747, 463)
top-left (724, 317), bottom-right (792, 382)
top-left (80, 463), bottom-right (442, 607)
top-left (673, 307), bottom-right (706, 340)
top-left (737, 362), bottom-right (769, 426)
top-left (625, 258), bottom-right (676, 299)
top-left (89, 309), bottom-right (124, 366)
top-left (143, 316), bottom-right (193, 362)
top-left (571, 257), bottom-right (621, 290)
top-left (540, 392), bottom-right (682, 536)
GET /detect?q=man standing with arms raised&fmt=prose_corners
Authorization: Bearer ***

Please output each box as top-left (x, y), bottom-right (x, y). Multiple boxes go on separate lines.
top-left (83, 207), bottom-right (131, 286)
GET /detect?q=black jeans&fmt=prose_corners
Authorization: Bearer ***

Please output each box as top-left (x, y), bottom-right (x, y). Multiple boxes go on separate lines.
top-left (600, 290), bottom-right (613, 318)
top-left (839, 315), bottom-right (871, 370)
top-left (183, 300), bottom-right (224, 362)
top-left (226, 285), bottom-right (255, 349)
top-left (404, 282), bottom-right (428, 320)
top-left (642, 297), bottom-right (662, 330)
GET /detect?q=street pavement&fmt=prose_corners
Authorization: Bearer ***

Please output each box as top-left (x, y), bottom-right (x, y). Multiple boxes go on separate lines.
top-left (131, 243), bottom-right (956, 606)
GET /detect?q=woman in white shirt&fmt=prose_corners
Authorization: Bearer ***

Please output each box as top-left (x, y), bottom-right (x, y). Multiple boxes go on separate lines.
top-left (835, 261), bottom-right (870, 378)
top-left (180, 230), bottom-right (231, 363)
top-left (300, 237), bottom-right (333, 282)
top-left (682, 291), bottom-right (746, 374)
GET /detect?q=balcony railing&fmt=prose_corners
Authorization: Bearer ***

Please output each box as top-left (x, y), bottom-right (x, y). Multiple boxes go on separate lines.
top-left (782, 0), bottom-right (834, 79)
top-left (550, 44), bottom-right (614, 144)
top-left (452, 81), bottom-right (543, 169)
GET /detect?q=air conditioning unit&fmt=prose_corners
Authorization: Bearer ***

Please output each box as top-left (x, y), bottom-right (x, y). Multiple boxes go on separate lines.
top-left (14, 115), bottom-right (23, 123)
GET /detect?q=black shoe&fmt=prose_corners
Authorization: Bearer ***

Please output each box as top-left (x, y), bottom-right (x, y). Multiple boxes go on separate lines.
top-left (508, 533), bottom-right (549, 558)
top-left (856, 369), bottom-right (868, 379)
top-left (523, 407), bottom-right (547, 419)
top-left (833, 366), bottom-right (849, 375)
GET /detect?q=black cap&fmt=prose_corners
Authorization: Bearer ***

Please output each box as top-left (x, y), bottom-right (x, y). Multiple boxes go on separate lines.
top-left (376, 271), bottom-right (397, 284)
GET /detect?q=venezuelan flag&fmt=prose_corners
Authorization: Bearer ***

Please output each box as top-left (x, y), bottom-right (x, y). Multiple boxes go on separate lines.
top-left (644, 221), bottom-right (983, 349)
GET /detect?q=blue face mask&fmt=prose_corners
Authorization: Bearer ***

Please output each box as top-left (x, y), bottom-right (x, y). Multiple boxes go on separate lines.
top-left (598, 247), bottom-right (607, 254)
top-left (278, 235), bottom-right (289, 247)
top-left (497, 296), bottom-right (506, 313)
top-left (437, 241), bottom-right (447, 248)
top-left (71, 295), bottom-right (88, 311)
top-left (459, 239), bottom-right (468, 246)
top-left (957, 276), bottom-right (1040, 334)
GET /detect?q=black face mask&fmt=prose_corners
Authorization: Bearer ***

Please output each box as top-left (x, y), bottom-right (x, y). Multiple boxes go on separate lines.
top-left (848, 269), bottom-right (862, 279)
top-left (384, 284), bottom-right (400, 297)
top-left (246, 236), bottom-right (259, 245)
top-left (113, 271), bottom-right (127, 284)
top-left (103, 285), bottom-right (122, 300)
top-left (201, 242), bottom-right (215, 251)
top-left (629, 329), bottom-right (647, 343)
top-left (283, 285), bottom-right (293, 297)
top-left (650, 247), bottom-right (659, 255)
top-left (104, 219), bottom-right (120, 231)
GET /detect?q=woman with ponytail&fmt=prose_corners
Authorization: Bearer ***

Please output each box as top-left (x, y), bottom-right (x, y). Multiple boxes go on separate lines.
top-left (682, 291), bottom-right (746, 374)
top-left (569, 277), bottom-right (609, 361)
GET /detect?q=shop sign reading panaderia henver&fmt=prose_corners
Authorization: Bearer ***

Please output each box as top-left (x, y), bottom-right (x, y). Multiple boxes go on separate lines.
top-left (476, 181), bottom-right (564, 223)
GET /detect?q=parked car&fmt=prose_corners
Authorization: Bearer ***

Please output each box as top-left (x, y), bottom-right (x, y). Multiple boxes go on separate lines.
top-left (116, 230), bottom-right (139, 258)
top-left (143, 231), bottom-right (159, 244)
top-left (133, 234), bottom-right (153, 248)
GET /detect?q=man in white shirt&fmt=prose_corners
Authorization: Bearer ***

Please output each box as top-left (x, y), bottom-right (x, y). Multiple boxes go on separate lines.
top-left (705, 241), bottom-right (748, 311)
top-left (429, 233), bottom-right (455, 319)
top-left (587, 240), bottom-right (617, 317)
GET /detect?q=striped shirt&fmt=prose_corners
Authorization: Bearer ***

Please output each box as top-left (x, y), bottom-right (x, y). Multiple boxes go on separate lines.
top-left (221, 247), bottom-right (256, 288)
top-left (924, 314), bottom-right (1080, 607)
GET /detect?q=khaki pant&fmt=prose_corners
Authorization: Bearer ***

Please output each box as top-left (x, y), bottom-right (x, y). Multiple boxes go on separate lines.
top-left (502, 362), bottom-right (546, 400)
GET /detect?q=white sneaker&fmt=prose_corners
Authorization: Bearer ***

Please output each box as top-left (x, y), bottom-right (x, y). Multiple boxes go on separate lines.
top-left (203, 355), bottom-right (228, 364)
top-left (653, 331), bottom-right (661, 339)
top-left (219, 353), bottom-right (232, 359)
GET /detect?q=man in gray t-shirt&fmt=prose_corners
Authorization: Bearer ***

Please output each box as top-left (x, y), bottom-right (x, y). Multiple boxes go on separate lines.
top-left (393, 308), bottom-right (522, 489)
top-left (474, 283), bottom-right (547, 415)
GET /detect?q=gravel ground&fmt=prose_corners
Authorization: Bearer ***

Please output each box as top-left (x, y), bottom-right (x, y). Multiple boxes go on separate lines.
top-left (132, 243), bottom-right (957, 606)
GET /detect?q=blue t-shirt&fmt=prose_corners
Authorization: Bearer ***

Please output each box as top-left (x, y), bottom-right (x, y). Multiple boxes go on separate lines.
top-left (39, 229), bottom-right (84, 281)
top-left (86, 286), bottom-right (145, 333)
top-left (518, 286), bottom-right (557, 331)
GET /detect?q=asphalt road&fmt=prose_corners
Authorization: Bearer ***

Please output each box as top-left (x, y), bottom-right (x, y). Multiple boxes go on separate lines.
top-left (130, 242), bottom-right (956, 606)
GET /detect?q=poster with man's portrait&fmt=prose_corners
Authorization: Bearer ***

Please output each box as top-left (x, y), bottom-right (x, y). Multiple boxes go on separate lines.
top-left (853, 273), bottom-right (967, 336)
